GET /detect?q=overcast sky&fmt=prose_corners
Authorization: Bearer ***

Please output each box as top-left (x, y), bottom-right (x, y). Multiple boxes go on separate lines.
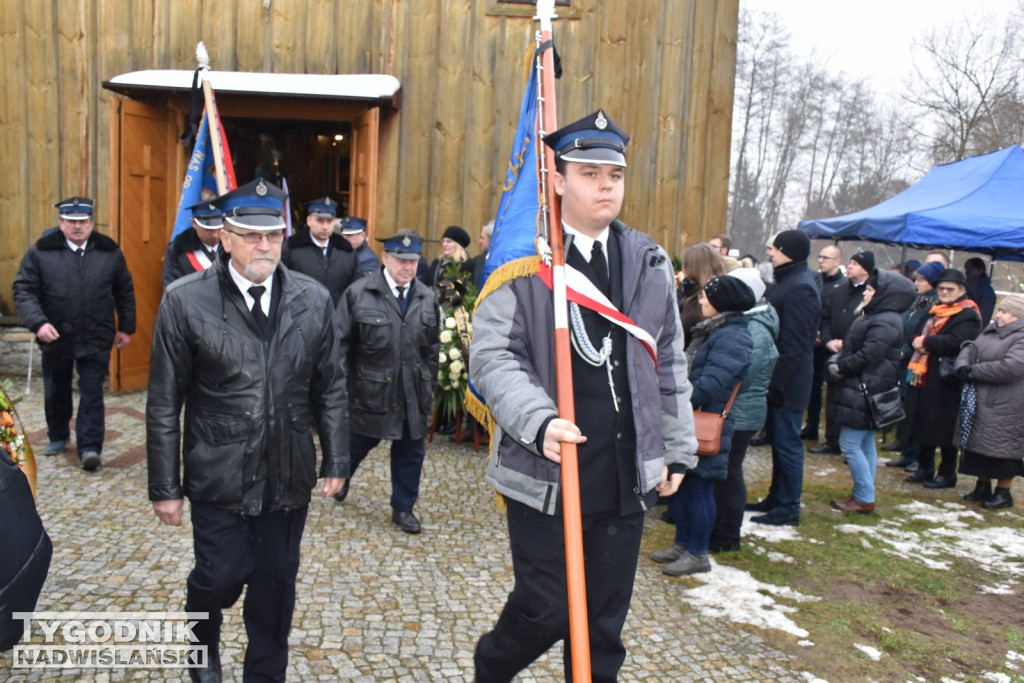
top-left (741, 0), bottom-right (1021, 95)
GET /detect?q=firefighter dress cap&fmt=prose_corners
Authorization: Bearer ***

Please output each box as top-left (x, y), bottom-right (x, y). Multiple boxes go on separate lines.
top-left (304, 196), bottom-right (339, 218)
top-left (55, 196), bottom-right (95, 220)
top-left (376, 231), bottom-right (425, 260)
top-left (339, 216), bottom-right (368, 235)
top-left (187, 200), bottom-right (224, 229)
top-left (543, 109), bottom-right (630, 167)
top-left (212, 178), bottom-right (289, 230)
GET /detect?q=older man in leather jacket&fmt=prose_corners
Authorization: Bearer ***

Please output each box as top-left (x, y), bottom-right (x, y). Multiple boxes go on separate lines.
top-left (334, 231), bottom-right (439, 534)
top-left (146, 179), bottom-right (347, 683)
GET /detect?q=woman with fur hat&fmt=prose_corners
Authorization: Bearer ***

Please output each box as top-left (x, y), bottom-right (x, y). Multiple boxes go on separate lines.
top-left (904, 268), bottom-right (982, 488)
top-left (953, 293), bottom-right (1024, 509)
top-left (827, 269), bottom-right (917, 513)
top-left (651, 272), bottom-right (754, 575)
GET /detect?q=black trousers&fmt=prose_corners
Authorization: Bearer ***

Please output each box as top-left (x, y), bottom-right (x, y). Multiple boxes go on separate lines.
top-left (712, 429), bottom-right (755, 545)
top-left (474, 499), bottom-right (644, 683)
top-left (805, 346), bottom-right (828, 433)
top-left (41, 351), bottom-right (108, 455)
top-left (185, 502), bottom-right (308, 682)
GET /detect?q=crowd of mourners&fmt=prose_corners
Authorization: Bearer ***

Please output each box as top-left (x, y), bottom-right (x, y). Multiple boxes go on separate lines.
top-left (651, 233), bottom-right (1024, 577)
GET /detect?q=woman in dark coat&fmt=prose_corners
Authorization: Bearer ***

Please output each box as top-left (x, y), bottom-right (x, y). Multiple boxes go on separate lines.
top-left (953, 293), bottom-right (1024, 509)
top-left (828, 269), bottom-right (916, 513)
top-left (905, 268), bottom-right (982, 488)
top-left (652, 273), bottom-right (753, 576)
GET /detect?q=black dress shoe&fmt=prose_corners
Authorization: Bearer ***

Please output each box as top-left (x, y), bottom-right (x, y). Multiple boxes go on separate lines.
top-left (332, 479), bottom-right (350, 503)
top-left (884, 453), bottom-right (915, 468)
top-left (392, 510), bottom-right (422, 534)
top-left (808, 443), bottom-right (841, 455)
top-left (923, 474), bottom-right (957, 489)
top-left (750, 510), bottom-right (799, 526)
top-left (881, 439), bottom-right (904, 452)
top-left (190, 647), bottom-right (221, 683)
top-left (905, 469), bottom-right (933, 483)
top-left (963, 481), bottom-right (993, 502)
top-left (744, 499), bottom-right (775, 512)
top-left (982, 487), bottom-right (1014, 510)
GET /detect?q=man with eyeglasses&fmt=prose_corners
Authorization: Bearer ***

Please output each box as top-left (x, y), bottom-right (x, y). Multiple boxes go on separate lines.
top-left (801, 245), bottom-right (846, 445)
top-left (147, 178), bottom-right (348, 682)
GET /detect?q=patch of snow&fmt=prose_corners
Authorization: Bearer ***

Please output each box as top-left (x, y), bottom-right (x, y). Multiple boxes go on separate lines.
top-left (741, 512), bottom-right (802, 543)
top-left (979, 583), bottom-right (1015, 595)
top-left (799, 671), bottom-right (828, 682)
top-left (797, 639), bottom-right (815, 647)
top-left (766, 551), bottom-right (794, 563)
top-left (680, 561), bottom-right (819, 638)
top-left (854, 643), bottom-right (881, 661)
top-left (979, 674), bottom-right (1011, 683)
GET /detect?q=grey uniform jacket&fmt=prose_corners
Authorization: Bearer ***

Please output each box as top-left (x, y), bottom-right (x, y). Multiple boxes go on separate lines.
top-left (469, 220), bottom-right (699, 515)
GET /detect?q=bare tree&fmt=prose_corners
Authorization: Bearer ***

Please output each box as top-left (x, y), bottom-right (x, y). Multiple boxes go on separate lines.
top-left (904, 11), bottom-right (1024, 163)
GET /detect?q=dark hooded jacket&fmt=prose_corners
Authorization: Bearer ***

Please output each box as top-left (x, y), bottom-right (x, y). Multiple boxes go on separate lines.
top-left (832, 270), bottom-right (917, 430)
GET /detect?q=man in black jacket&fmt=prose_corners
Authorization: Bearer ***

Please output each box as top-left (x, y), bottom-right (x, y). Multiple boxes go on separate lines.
top-left (809, 249), bottom-right (873, 454)
top-left (13, 197), bottom-right (135, 470)
top-left (748, 230), bottom-right (821, 526)
top-left (162, 200), bottom-right (224, 287)
top-left (334, 231), bottom-right (439, 534)
top-left (281, 196), bottom-right (361, 305)
top-left (803, 244), bottom-right (846, 442)
top-left (146, 179), bottom-right (347, 682)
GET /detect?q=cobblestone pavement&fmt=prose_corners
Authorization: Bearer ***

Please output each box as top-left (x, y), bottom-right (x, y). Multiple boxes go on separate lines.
top-left (1, 376), bottom-right (803, 681)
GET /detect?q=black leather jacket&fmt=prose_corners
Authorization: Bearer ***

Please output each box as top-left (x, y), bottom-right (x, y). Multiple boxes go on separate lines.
top-left (336, 270), bottom-right (439, 441)
top-left (146, 255), bottom-right (348, 515)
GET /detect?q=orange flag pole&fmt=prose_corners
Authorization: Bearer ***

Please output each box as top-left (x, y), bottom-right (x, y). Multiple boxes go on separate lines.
top-left (535, 1), bottom-right (591, 679)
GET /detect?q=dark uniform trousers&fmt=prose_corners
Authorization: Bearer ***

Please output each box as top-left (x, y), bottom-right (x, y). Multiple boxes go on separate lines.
top-left (185, 502), bottom-right (308, 682)
top-left (348, 421), bottom-right (425, 512)
top-left (474, 499), bottom-right (645, 683)
top-left (41, 350), bottom-right (109, 454)
top-left (476, 236), bottom-right (646, 682)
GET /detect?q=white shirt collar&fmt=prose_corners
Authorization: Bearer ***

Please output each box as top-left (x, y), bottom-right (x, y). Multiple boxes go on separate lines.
top-left (310, 234), bottom-right (329, 249)
top-left (227, 260), bottom-right (273, 315)
top-left (563, 222), bottom-right (610, 264)
top-left (66, 239), bottom-right (85, 252)
top-left (381, 267), bottom-right (410, 298)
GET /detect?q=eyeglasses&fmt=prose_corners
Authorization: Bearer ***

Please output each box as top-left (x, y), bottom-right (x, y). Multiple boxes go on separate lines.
top-left (225, 229), bottom-right (285, 244)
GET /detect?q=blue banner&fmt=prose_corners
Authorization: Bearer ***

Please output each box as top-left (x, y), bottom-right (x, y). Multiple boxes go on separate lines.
top-left (480, 55), bottom-right (541, 289)
top-left (170, 115), bottom-right (218, 240)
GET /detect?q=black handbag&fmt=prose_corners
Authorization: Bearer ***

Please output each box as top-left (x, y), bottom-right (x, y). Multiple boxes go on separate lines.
top-left (859, 382), bottom-right (904, 430)
top-left (937, 356), bottom-right (957, 380)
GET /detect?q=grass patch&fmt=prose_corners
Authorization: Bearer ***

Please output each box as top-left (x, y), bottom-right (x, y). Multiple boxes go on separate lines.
top-left (647, 462), bottom-right (1024, 680)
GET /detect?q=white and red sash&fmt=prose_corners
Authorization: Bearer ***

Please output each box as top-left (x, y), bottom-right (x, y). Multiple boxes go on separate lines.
top-left (185, 250), bottom-right (214, 272)
top-left (537, 261), bottom-right (658, 367)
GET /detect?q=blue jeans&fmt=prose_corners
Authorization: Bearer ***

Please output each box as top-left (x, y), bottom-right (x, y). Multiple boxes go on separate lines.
top-left (839, 427), bottom-right (877, 503)
top-left (669, 475), bottom-right (716, 555)
top-left (766, 408), bottom-right (804, 516)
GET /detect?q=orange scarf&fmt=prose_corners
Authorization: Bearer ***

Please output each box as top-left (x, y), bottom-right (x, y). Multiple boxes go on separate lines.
top-left (907, 300), bottom-right (981, 387)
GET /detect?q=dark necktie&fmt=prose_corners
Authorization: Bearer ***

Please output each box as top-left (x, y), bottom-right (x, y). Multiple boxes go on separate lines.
top-left (396, 285), bottom-right (408, 316)
top-left (249, 285), bottom-right (268, 331)
top-left (76, 248), bottom-right (85, 258)
top-left (591, 241), bottom-right (609, 295)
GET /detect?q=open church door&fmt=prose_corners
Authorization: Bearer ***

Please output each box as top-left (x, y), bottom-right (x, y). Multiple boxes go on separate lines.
top-left (349, 107), bottom-right (379, 242)
top-left (108, 98), bottom-right (176, 392)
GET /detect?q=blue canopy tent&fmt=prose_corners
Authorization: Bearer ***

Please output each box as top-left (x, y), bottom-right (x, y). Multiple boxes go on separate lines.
top-left (799, 145), bottom-right (1024, 261)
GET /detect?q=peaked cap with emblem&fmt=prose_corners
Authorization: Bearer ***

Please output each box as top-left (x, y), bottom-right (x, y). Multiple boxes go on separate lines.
top-left (212, 178), bottom-right (289, 230)
top-left (304, 195), bottom-right (340, 218)
top-left (377, 230), bottom-right (425, 260)
top-left (543, 109), bottom-right (630, 167)
top-left (55, 196), bottom-right (95, 220)
top-left (187, 199), bottom-right (224, 229)
top-left (339, 216), bottom-right (368, 234)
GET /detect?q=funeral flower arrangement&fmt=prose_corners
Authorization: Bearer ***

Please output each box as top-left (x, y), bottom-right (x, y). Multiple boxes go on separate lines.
top-left (1, 378), bottom-right (37, 497)
top-left (434, 262), bottom-right (477, 423)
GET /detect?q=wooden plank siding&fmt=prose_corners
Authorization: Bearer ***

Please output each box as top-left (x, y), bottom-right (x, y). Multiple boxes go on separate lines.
top-left (0, 0), bottom-right (738, 317)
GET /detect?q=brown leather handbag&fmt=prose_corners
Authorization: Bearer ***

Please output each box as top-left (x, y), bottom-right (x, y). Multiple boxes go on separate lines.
top-left (692, 382), bottom-right (742, 456)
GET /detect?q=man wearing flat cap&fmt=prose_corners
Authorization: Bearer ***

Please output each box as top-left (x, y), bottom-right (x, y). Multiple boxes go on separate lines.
top-left (162, 199), bottom-right (225, 287)
top-left (338, 215), bottom-right (380, 276)
top-left (470, 110), bottom-right (698, 680)
top-left (334, 230), bottom-right (439, 534)
top-left (281, 196), bottom-right (361, 305)
top-left (747, 229), bottom-right (821, 526)
top-left (14, 196), bottom-right (136, 471)
top-left (146, 178), bottom-right (348, 681)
